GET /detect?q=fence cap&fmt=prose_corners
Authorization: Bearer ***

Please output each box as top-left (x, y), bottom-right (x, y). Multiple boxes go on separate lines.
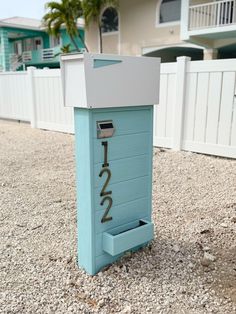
top-left (60, 52), bottom-right (160, 109)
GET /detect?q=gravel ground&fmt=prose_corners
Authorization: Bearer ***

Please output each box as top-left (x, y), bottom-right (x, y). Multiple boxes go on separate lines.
top-left (0, 119), bottom-right (236, 314)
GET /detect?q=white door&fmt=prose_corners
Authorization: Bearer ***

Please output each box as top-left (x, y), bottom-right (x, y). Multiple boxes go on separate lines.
top-left (14, 41), bottom-right (22, 55)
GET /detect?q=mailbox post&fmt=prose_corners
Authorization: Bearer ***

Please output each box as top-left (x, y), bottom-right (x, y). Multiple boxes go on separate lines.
top-left (61, 53), bottom-right (160, 275)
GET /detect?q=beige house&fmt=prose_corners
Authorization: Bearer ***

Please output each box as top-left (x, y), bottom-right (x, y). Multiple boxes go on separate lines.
top-left (85, 0), bottom-right (236, 62)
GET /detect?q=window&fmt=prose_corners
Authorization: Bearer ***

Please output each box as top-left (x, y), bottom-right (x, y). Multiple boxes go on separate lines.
top-left (159, 0), bottom-right (181, 24)
top-left (101, 7), bottom-right (119, 33)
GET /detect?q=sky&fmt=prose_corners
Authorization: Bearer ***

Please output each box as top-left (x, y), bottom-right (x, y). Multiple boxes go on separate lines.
top-left (0, 0), bottom-right (49, 20)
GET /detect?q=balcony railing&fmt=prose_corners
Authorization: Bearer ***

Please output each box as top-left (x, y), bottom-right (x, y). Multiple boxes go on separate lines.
top-left (22, 51), bottom-right (32, 62)
top-left (189, 0), bottom-right (236, 30)
top-left (9, 47), bottom-right (61, 71)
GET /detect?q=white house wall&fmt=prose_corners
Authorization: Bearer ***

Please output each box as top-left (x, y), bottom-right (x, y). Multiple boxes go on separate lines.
top-left (85, 0), bottom-right (236, 59)
top-left (85, 0), bottom-right (183, 56)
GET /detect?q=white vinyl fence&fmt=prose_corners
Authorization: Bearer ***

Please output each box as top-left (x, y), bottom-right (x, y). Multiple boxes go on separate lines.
top-left (0, 58), bottom-right (236, 159)
top-left (154, 57), bottom-right (236, 159)
top-left (0, 72), bottom-right (30, 121)
top-left (0, 67), bottom-right (74, 133)
top-left (31, 69), bottom-right (74, 133)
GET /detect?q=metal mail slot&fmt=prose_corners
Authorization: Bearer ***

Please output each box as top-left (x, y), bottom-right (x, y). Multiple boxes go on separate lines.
top-left (97, 120), bottom-right (115, 139)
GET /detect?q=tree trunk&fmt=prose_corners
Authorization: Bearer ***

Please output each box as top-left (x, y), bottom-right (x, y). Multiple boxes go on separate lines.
top-left (99, 25), bottom-right (103, 53)
top-left (69, 34), bottom-right (80, 52)
top-left (78, 33), bottom-right (89, 52)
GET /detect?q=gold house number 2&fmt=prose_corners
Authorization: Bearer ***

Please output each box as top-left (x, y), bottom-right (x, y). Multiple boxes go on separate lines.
top-left (99, 141), bottom-right (113, 223)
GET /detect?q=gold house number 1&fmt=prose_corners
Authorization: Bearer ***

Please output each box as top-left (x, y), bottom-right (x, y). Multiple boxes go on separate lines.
top-left (99, 141), bottom-right (113, 223)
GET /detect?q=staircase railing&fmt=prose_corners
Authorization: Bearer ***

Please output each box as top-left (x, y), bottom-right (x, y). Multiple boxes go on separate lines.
top-left (9, 54), bottom-right (23, 71)
top-left (9, 52), bottom-right (32, 71)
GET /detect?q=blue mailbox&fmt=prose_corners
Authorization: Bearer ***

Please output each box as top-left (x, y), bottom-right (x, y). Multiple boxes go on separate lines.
top-left (61, 53), bottom-right (160, 275)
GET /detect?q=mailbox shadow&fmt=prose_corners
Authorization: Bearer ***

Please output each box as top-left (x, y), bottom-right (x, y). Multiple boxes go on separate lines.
top-left (101, 234), bottom-right (197, 280)
top-left (99, 232), bottom-right (236, 305)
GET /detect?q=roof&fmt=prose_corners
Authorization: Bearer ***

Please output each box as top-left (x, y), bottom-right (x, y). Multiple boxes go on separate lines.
top-left (0, 16), bottom-right (84, 31)
top-left (0, 16), bottom-right (41, 30)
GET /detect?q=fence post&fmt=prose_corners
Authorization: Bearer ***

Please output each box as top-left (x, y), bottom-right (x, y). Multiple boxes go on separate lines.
top-left (27, 66), bottom-right (37, 128)
top-left (172, 56), bottom-right (190, 151)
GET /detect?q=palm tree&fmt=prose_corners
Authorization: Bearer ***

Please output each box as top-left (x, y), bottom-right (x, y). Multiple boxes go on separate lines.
top-left (43, 0), bottom-right (88, 52)
top-left (82, 0), bottom-right (118, 53)
top-left (60, 44), bottom-right (71, 53)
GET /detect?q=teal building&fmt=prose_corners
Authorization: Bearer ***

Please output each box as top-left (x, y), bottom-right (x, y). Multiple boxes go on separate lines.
top-left (0, 17), bottom-right (85, 71)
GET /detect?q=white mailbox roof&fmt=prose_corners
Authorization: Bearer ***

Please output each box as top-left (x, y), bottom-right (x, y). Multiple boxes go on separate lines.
top-left (61, 53), bottom-right (160, 109)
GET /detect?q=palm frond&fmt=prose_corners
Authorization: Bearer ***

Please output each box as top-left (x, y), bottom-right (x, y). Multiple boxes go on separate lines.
top-left (42, 0), bottom-right (88, 52)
